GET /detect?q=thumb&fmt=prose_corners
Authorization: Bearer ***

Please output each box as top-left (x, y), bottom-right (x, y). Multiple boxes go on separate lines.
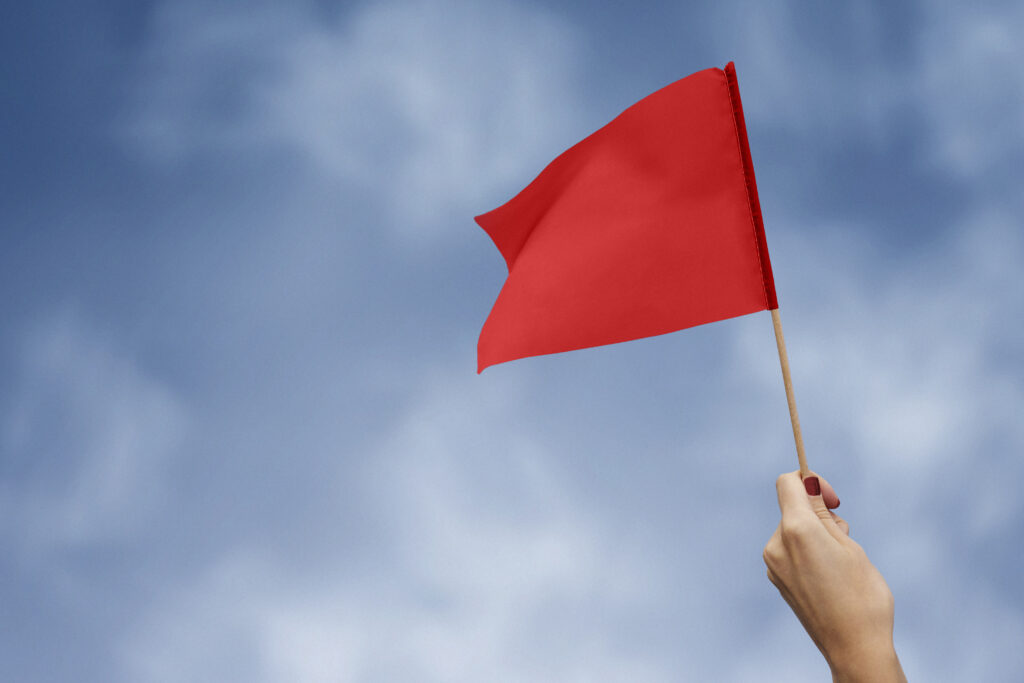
top-left (802, 474), bottom-right (847, 542)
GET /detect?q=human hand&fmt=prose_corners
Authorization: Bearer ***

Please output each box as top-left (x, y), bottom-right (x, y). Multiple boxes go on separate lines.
top-left (763, 471), bottom-right (907, 683)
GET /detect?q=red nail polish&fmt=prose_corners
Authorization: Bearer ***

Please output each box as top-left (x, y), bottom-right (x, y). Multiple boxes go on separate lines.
top-left (804, 476), bottom-right (820, 496)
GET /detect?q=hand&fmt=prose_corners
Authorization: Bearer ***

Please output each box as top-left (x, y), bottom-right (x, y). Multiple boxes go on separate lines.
top-left (763, 471), bottom-right (907, 683)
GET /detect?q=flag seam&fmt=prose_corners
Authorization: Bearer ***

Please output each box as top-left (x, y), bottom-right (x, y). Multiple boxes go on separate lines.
top-left (722, 66), bottom-right (776, 311)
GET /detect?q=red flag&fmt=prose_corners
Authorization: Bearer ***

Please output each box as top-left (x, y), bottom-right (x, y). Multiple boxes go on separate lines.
top-left (476, 62), bottom-right (777, 373)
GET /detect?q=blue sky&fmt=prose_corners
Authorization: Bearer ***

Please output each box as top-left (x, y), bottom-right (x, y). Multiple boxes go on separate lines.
top-left (2, 1), bottom-right (1023, 681)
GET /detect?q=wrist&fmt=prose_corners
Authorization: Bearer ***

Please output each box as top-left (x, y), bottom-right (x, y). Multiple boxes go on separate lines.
top-left (827, 641), bottom-right (906, 683)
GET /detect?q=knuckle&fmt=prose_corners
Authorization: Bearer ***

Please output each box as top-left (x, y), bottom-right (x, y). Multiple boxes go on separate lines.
top-left (780, 516), bottom-right (812, 539)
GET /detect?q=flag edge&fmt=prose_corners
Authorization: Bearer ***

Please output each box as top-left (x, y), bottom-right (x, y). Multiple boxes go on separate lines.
top-left (724, 61), bottom-right (779, 310)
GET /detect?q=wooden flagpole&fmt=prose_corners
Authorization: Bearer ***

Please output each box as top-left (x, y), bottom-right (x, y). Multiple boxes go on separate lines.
top-left (770, 308), bottom-right (809, 477)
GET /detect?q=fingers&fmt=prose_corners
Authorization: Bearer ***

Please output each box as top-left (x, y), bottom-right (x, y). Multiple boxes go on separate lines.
top-left (775, 471), bottom-right (810, 517)
top-left (775, 471), bottom-right (821, 519)
top-left (763, 523), bottom-right (783, 569)
top-left (819, 476), bottom-right (840, 510)
top-left (830, 510), bottom-right (850, 536)
top-left (775, 470), bottom-right (840, 512)
top-left (775, 470), bottom-right (848, 543)
top-left (765, 551), bottom-right (798, 611)
top-left (802, 473), bottom-right (849, 542)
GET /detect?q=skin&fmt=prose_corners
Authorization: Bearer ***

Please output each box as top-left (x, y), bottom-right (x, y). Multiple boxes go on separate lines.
top-left (763, 471), bottom-right (908, 682)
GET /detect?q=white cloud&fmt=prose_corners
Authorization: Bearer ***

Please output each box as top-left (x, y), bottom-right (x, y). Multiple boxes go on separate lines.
top-left (121, 371), bottom-right (674, 682)
top-left (0, 311), bottom-right (187, 553)
top-left (122, 0), bottom-right (584, 244)
top-left (729, 206), bottom-right (1024, 680)
top-left (104, 4), bottom-right (1024, 682)
top-left (768, 209), bottom-right (1022, 478)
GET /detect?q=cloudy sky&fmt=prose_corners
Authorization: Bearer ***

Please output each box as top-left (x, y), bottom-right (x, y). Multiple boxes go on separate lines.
top-left (2, 1), bottom-right (1023, 681)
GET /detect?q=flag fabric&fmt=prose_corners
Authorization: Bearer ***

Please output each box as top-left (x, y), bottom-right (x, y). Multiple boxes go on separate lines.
top-left (475, 62), bottom-right (777, 373)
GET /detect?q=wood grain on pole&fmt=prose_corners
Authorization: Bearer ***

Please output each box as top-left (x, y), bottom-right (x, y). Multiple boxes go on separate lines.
top-left (770, 308), bottom-right (809, 477)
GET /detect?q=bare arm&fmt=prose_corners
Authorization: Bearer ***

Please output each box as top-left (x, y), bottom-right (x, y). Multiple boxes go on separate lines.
top-left (763, 471), bottom-right (907, 682)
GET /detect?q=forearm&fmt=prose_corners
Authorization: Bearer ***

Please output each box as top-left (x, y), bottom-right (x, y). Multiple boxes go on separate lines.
top-left (828, 643), bottom-right (907, 683)
top-left (765, 472), bottom-right (907, 683)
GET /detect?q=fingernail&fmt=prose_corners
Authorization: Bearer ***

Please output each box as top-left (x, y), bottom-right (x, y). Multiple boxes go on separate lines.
top-left (804, 476), bottom-right (820, 496)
